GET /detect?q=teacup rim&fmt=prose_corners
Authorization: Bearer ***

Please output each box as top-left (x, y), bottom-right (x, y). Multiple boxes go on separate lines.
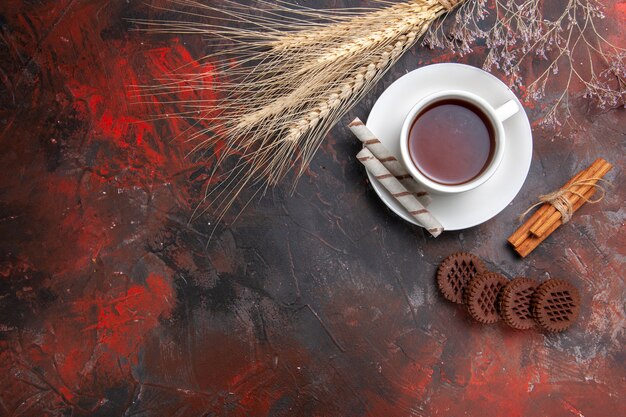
top-left (399, 89), bottom-right (506, 194)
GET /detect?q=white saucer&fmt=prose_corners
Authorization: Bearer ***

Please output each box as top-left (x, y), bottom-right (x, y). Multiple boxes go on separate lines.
top-left (366, 63), bottom-right (532, 230)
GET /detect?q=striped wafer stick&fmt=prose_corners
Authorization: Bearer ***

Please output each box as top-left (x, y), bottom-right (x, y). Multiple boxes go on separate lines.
top-left (348, 118), bottom-right (431, 207)
top-left (357, 148), bottom-right (443, 237)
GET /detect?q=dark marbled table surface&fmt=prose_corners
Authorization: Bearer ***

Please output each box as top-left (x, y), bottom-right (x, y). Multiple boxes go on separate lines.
top-left (0, 1), bottom-right (624, 416)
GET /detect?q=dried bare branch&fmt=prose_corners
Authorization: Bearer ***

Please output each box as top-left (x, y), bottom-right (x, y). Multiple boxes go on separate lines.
top-left (424, 0), bottom-right (625, 126)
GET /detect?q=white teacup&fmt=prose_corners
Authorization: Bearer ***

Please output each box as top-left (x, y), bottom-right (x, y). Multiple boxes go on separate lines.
top-left (400, 90), bottom-right (519, 194)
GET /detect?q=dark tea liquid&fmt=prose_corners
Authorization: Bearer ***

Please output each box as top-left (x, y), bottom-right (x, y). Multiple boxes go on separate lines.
top-left (408, 99), bottom-right (495, 185)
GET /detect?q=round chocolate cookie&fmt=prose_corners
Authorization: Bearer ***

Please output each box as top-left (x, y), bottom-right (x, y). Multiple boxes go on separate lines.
top-left (437, 252), bottom-right (487, 304)
top-left (532, 279), bottom-right (581, 332)
top-left (464, 272), bottom-right (508, 324)
top-left (499, 277), bottom-right (538, 330)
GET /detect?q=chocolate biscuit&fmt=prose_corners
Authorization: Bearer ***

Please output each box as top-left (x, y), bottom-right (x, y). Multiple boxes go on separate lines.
top-left (499, 277), bottom-right (538, 330)
top-left (532, 279), bottom-right (580, 332)
top-left (465, 272), bottom-right (508, 324)
top-left (437, 252), bottom-right (487, 304)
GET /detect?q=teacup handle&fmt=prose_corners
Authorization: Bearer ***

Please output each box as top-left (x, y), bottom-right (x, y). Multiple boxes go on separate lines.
top-left (495, 99), bottom-right (519, 122)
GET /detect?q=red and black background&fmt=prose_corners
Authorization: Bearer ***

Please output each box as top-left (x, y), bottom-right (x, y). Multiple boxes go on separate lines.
top-left (0, 1), bottom-right (624, 416)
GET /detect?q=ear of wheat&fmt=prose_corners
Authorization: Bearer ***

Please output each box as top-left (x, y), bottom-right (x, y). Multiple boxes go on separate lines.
top-left (131, 0), bottom-right (464, 223)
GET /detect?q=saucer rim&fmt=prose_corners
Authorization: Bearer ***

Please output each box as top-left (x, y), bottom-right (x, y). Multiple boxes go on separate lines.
top-left (365, 62), bottom-right (533, 230)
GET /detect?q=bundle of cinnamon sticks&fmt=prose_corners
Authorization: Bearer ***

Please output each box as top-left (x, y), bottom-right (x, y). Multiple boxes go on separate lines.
top-left (508, 158), bottom-right (613, 257)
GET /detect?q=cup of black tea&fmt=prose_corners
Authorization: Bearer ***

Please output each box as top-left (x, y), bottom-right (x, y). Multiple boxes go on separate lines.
top-left (400, 90), bottom-right (519, 194)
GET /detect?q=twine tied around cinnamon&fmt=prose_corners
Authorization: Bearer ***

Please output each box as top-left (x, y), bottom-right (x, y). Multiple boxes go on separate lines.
top-left (520, 178), bottom-right (609, 223)
top-left (508, 158), bottom-right (613, 258)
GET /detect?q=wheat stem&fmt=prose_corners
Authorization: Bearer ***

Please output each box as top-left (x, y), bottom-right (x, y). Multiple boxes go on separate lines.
top-left (135, 0), bottom-right (465, 222)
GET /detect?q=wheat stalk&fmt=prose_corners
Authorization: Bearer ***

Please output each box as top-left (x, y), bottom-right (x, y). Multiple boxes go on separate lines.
top-left (131, 0), bottom-right (464, 224)
top-left (279, 30), bottom-right (428, 179)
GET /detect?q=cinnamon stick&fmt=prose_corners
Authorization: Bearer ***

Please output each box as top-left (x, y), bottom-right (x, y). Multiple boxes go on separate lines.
top-left (509, 158), bottom-right (613, 257)
top-left (529, 159), bottom-right (612, 238)
top-left (515, 184), bottom-right (597, 257)
top-left (507, 167), bottom-right (589, 248)
top-left (528, 158), bottom-right (607, 237)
